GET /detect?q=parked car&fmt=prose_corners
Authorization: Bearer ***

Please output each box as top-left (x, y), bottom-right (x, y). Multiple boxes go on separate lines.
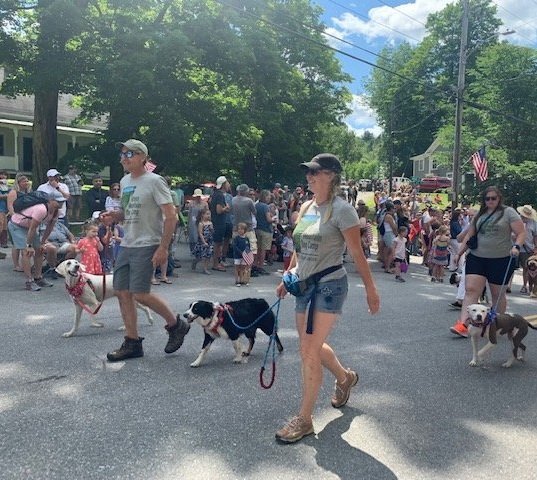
top-left (418, 176), bottom-right (452, 193)
top-left (358, 178), bottom-right (372, 191)
top-left (392, 176), bottom-right (412, 191)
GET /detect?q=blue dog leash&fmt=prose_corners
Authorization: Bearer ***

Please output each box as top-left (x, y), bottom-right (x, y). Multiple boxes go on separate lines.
top-left (483, 255), bottom-right (516, 335)
top-left (219, 298), bottom-right (282, 389)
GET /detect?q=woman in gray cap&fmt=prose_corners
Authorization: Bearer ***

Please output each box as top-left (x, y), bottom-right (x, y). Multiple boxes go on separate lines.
top-left (275, 153), bottom-right (380, 444)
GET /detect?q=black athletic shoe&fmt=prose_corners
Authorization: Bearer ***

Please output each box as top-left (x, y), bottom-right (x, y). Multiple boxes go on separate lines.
top-left (164, 317), bottom-right (190, 353)
top-left (107, 336), bottom-right (144, 362)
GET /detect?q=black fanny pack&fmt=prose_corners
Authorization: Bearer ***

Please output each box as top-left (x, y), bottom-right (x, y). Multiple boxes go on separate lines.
top-left (283, 265), bottom-right (343, 334)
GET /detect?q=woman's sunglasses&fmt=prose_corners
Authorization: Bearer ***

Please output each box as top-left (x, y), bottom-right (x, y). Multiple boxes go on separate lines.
top-left (485, 196), bottom-right (498, 201)
top-left (305, 168), bottom-right (331, 176)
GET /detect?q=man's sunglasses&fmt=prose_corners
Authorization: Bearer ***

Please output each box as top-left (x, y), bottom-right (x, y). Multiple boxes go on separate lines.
top-left (119, 150), bottom-right (140, 159)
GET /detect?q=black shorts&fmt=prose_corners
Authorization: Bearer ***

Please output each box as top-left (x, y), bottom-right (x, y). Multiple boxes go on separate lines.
top-left (465, 253), bottom-right (516, 286)
top-left (213, 221), bottom-right (226, 243)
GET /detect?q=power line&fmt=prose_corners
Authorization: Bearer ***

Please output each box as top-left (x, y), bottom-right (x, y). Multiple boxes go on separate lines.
top-left (215, 0), bottom-right (535, 129)
top-left (324, 0), bottom-right (422, 43)
top-left (248, 0), bottom-right (411, 71)
top-left (490, 1), bottom-right (537, 44)
top-left (374, 0), bottom-right (427, 28)
top-left (215, 0), bottom-right (450, 98)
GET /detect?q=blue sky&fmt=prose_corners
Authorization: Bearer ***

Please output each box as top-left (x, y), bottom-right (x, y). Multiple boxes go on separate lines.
top-left (313, 0), bottom-right (537, 136)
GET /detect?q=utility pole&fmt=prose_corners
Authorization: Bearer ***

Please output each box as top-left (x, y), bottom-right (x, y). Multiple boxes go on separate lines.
top-left (451, 0), bottom-right (469, 212)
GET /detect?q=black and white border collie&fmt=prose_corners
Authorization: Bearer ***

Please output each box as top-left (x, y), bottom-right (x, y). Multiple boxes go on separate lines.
top-left (182, 298), bottom-right (283, 367)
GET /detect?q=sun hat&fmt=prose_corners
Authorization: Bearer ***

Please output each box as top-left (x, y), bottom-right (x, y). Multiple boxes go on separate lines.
top-left (192, 188), bottom-right (203, 197)
top-left (517, 204), bottom-right (537, 221)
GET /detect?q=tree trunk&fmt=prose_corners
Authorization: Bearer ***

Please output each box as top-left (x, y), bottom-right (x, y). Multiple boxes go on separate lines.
top-left (241, 156), bottom-right (257, 188)
top-left (32, 88), bottom-right (58, 183)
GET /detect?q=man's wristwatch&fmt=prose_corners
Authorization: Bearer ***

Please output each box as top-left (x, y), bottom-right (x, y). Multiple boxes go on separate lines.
top-left (513, 244), bottom-right (521, 250)
top-left (26, 244), bottom-right (33, 248)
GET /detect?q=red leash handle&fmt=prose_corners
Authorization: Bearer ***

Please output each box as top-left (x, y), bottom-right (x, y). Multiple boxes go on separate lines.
top-left (259, 362), bottom-right (276, 389)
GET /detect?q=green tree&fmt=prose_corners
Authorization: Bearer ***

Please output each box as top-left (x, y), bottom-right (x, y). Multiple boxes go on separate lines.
top-left (1, 0), bottom-right (92, 181)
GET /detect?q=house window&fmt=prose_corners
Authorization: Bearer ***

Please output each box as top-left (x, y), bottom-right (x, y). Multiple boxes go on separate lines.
top-left (418, 159), bottom-right (424, 172)
top-left (23, 137), bottom-right (33, 171)
top-left (431, 157), bottom-right (438, 170)
top-left (0, 134), bottom-right (4, 156)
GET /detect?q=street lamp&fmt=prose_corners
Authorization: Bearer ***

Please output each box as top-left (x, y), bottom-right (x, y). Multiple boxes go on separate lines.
top-left (451, 0), bottom-right (515, 210)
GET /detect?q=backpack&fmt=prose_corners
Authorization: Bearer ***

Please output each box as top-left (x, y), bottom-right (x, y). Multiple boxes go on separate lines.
top-left (13, 191), bottom-right (50, 213)
top-left (378, 221), bottom-right (386, 236)
top-left (377, 210), bottom-right (386, 235)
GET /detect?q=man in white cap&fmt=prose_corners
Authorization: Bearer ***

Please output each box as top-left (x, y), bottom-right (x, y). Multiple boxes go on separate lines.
top-left (7, 191), bottom-right (65, 291)
top-left (37, 169), bottom-right (70, 226)
top-left (209, 175), bottom-right (231, 271)
top-left (101, 139), bottom-right (190, 362)
top-left (516, 204), bottom-right (537, 294)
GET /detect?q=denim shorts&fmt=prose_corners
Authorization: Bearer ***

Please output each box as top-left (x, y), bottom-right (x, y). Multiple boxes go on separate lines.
top-left (295, 276), bottom-right (348, 314)
top-left (8, 221), bottom-right (40, 249)
top-left (383, 231), bottom-right (396, 248)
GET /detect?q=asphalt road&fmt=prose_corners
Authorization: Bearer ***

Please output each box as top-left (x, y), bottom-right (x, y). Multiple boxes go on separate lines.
top-left (1, 243), bottom-right (536, 480)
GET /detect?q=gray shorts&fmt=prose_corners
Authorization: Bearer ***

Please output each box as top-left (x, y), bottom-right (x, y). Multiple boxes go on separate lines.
top-left (295, 276), bottom-right (348, 314)
top-left (113, 246), bottom-right (158, 293)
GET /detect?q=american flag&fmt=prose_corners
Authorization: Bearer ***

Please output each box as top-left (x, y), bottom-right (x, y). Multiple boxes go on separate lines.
top-left (145, 160), bottom-right (157, 173)
top-left (471, 147), bottom-right (488, 182)
top-left (242, 249), bottom-right (254, 266)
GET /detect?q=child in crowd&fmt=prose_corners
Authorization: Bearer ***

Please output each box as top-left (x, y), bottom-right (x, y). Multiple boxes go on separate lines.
top-left (393, 226), bottom-right (408, 283)
top-left (431, 224), bottom-right (450, 282)
top-left (97, 215), bottom-right (116, 273)
top-left (192, 208), bottom-right (214, 274)
top-left (281, 225), bottom-right (295, 271)
top-left (232, 222), bottom-right (252, 286)
top-left (0, 171), bottom-right (9, 248)
top-left (76, 222), bottom-right (103, 274)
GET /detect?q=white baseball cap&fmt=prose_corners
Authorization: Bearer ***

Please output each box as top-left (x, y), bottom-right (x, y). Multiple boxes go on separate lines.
top-left (216, 176), bottom-right (228, 189)
top-left (46, 169), bottom-right (60, 177)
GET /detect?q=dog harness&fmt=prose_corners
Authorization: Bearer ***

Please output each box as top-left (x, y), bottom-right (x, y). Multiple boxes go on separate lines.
top-left (469, 311), bottom-right (496, 338)
top-left (66, 274), bottom-right (106, 315)
top-left (208, 304), bottom-right (233, 336)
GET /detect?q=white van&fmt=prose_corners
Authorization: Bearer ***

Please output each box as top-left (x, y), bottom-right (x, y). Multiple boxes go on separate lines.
top-left (392, 176), bottom-right (412, 191)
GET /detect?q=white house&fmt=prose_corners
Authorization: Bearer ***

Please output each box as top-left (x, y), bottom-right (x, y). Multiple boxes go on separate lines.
top-left (0, 68), bottom-right (104, 175)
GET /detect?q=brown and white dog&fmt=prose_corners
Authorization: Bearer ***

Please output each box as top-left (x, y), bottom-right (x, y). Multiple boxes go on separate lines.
top-left (467, 303), bottom-right (537, 368)
top-left (56, 259), bottom-right (154, 337)
top-left (526, 254), bottom-right (537, 297)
